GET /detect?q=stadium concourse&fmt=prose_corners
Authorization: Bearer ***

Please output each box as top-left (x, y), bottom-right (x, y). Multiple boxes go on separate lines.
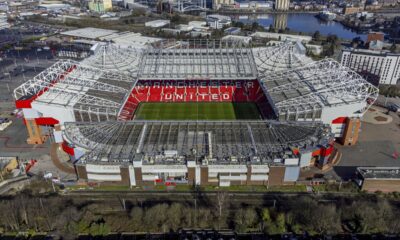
top-left (13, 40), bottom-right (378, 187)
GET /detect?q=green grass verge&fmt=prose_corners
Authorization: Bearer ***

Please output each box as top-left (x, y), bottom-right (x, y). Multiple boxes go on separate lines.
top-left (134, 102), bottom-right (262, 120)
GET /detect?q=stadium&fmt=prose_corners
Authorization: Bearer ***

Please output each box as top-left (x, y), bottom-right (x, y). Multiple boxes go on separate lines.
top-left (13, 40), bottom-right (378, 186)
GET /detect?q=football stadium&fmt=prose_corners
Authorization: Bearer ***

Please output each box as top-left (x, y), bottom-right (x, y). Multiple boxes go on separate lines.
top-left (13, 40), bottom-right (379, 186)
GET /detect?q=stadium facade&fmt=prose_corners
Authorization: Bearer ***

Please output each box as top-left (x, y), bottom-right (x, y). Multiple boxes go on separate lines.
top-left (14, 40), bottom-right (378, 187)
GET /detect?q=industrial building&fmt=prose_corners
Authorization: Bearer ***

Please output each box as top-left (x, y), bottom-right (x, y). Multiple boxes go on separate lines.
top-left (340, 48), bottom-right (400, 85)
top-left (13, 41), bottom-right (378, 187)
top-left (357, 167), bottom-right (400, 192)
top-left (60, 27), bottom-right (162, 48)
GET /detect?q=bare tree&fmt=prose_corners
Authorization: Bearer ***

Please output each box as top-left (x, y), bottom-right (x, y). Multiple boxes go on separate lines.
top-left (215, 190), bottom-right (229, 229)
top-left (216, 190), bottom-right (228, 218)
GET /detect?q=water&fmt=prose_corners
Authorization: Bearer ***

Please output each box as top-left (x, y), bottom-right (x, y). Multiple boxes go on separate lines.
top-left (232, 13), bottom-right (368, 41)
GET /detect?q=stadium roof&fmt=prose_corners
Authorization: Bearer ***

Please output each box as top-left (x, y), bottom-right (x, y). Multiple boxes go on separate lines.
top-left (259, 59), bottom-right (379, 117)
top-left (138, 42), bottom-right (257, 80)
top-left (82, 43), bottom-right (143, 75)
top-left (253, 41), bottom-right (312, 74)
top-left (13, 60), bottom-right (134, 121)
top-left (63, 120), bottom-right (333, 164)
top-left (83, 41), bottom-right (259, 80)
top-left (14, 41), bottom-right (378, 123)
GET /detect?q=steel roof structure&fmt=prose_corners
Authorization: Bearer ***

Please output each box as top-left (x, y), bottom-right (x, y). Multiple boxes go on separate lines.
top-left (82, 43), bottom-right (143, 75)
top-left (14, 41), bottom-right (378, 124)
top-left (14, 41), bottom-right (377, 164)
top-left (259, 59), bottom-right (379, 120)
top-left (137, 40), bottom-right (258, 80)
top-left (253, 41), bottom-right (312, 74)
top-left (14, 59), bottom-right (134, 122)
top-left (63, 120), bottom-right (333, 164)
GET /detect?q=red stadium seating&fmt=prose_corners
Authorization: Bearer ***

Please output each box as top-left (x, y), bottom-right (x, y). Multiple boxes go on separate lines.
top-left (118, 80), bottom-right (274, 120)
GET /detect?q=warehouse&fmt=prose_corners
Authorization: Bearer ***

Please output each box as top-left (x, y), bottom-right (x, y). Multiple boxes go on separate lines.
top-left (357, 167), bottom-right (400, 192)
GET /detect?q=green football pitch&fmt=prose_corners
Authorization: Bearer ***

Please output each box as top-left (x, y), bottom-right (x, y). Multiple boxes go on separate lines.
top-left (134, 102), bottom-right (262, 120)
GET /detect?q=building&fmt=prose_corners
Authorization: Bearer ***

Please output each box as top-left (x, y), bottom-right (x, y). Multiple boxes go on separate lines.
top-left (223, 27), bottom-right (241, 35)
top-left (37, 3), bottom-right (70, 11)
top-left (60, 27), bottom-right (161, 49)
top-left (251, 32), bottom-right (312, 43)
top-left (88, 0), bottom-right (112, 12)
top-left (273, 13), bottom-right (288, 31)
top-left (206, 14), bottom-right (231, 29)
top-left (340, 48), bottom-right (400, 85)
top-left (366, 31), bottom-right (384, 43)
top-left (0, 13), bottom-right (9, 30)
top-left (237, 1), bottom-right (273, 9)
top-left (0, 1), bottom-right (9, 11)
top-left (212, 0), bottom-right (234, 10)
top-left (343, 6), bottom-right (363, 15)
top-left (275, 0), bottom-right (289, 10)
top-left (61, 27), bottom-right (118, 40)
top-left (98, 32), bottom-right (162, 48)
top-left (221, 35), bottom-right (251, 45)
top-left (357, 167), bottom-right (400, 192)
top-left (7, 1), bottom-right (38, 12)
top-left (145, 19), bottom-right (170, 28)
top-left (305, 44), bottom-right (323, 56)
top-left (188, 21), bottom-right (207, 28)
top-left (13, 41), bottom-right (378, 187)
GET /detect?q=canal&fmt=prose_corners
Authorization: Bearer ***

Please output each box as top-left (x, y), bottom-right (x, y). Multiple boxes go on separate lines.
top-left (231, 13), bottom-right (368, 41)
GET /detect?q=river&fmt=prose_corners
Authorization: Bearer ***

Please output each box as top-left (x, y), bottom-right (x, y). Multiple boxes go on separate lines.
top-left (231, 13), bottom-right (368, 41)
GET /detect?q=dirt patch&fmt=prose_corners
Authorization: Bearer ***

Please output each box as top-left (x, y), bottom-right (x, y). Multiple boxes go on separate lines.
top-left (368, 108), bottom-right (376, 112)
top-left (374, 116), bottom-right (388, 122)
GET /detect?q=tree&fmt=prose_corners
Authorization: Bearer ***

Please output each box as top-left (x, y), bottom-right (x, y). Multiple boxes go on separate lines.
top-left (251, 22), bottom-right (260, 31)
top-left (170, 14), bottom-right (182, 24)
top-left (166, 203), bottom-right (184, 230)
top-left (143, 204), bottom-right (169, 232)
top-left (313, 31), bottom-right (321, 41)
top-left (351, 37), bottom-right (364, 48)
top-left (234, 208), bottom-right (258, 232)
top-left (390, 43), bottom-right (398, 53)
top-left (130, 207), bottom-right (144, 231)
top-left (197, 208), bottom-right (213, 228)
top-left (326, 34), bottom-right (339, 45)
top-left (215, 190), bottom-right (229, 229)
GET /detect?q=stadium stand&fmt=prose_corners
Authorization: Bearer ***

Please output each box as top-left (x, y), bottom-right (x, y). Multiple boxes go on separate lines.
top-left (117, 80), bottom-right (272, 120)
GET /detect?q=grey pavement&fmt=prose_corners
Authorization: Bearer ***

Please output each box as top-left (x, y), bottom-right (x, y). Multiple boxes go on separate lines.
top-left (333, 107), bottom-right (400, 180)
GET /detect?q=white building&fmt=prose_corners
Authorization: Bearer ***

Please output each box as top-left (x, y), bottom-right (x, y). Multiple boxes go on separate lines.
top-left (275, 0), bottom-right (289, 10)
top-left (37, 3), bottom-right (71, 11)
top-left (145, 19), bottom-right (170, 28)
top-left (212, 0), bottom-right (234, 9)
top-left (206, 14), bottom-right (231, 29)
top-left (221, 35), bottom-right (252, 45)
top-left (340, 48), bottom-right (400, 85)
top-left (0, 13), bottom-right (9, 30)
top-left (251, 32), bottom-right (312, 43)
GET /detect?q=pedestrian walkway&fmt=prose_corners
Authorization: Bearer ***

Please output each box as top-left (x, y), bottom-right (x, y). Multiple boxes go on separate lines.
top-left (361, 106), bottom-right (392, 124)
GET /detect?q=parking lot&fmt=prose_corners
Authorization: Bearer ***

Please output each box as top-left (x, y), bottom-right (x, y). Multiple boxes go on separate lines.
top-left (333, 105), bottom-right (400, 180)
top-left (0, 48), bottom-right (75, 180)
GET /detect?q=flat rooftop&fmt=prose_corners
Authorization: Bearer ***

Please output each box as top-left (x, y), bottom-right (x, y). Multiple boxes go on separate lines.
top-left (358, 167), bottom-right (400, 180)
top-left (61, 27), bottom-right (117, 39)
